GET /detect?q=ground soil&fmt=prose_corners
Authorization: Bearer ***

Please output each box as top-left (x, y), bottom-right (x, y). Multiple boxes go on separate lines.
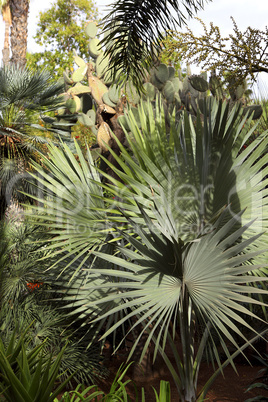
top-left (96, 341), bottom-right (268, 402)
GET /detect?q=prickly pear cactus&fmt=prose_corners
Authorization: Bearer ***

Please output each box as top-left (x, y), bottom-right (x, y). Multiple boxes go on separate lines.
top-left (44, 21), bottom-right (262, 162)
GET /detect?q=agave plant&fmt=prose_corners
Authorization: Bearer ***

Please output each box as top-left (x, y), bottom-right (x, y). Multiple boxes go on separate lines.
top-left (0, 326), bottom-right (72, 402)
top-left (26, 98), bottom-right (268, 401)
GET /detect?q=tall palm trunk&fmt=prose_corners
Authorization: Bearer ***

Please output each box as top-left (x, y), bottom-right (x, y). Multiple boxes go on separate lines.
top-left (10, 0), bottom-right (29, 67)
top-left (1, 2), bottom-right (11, 65)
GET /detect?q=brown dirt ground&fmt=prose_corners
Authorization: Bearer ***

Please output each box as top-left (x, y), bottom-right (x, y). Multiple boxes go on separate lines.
top-left (95, 341), bottom-right (268, 402)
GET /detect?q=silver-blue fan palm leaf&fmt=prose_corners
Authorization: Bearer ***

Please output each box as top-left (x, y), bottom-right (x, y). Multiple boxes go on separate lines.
top-left (26, 97), bottom-right (268, 401)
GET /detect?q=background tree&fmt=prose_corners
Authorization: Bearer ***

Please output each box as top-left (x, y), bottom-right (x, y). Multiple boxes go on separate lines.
top-left (27, 0), bottom-right (99, 78)
top-left (162, 18), bottom-right (268, 87)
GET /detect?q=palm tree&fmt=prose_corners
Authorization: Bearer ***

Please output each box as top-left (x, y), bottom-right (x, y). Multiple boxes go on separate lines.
top-left (0, 0), bottom-right (29, 67)
top-left (26, 97), bottom-right (268, 400)
top-left (0, 0), bottom-right (11, 65)
top-left (0, 64), bottom-right (64, 219)
top-left (9, 0), bottom-right (30, 66)
top-left (101, 0), bottom-right (212, 89)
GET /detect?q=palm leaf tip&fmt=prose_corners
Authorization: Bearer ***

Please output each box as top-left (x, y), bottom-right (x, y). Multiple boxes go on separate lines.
top-left (100, 0), bottom-right (211, 89)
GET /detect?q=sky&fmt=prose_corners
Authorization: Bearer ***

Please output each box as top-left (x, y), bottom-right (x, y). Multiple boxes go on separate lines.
top-left (0, 0), bottom-right (268, 91)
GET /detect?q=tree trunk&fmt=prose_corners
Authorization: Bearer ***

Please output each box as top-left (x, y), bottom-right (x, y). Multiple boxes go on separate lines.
top-left (1, 3), bottom-right (11, 66)
top-left (9, 0), bottom-right (29, 67)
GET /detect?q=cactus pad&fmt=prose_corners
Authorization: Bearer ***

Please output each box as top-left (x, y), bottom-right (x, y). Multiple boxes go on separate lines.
top-left (170, 77), bottom-right (183, 93)
top-left (142, 82), bottom-right (156, 100)
top-left (88, 76), bottom-right (108, 105)
top-left (97, 122), bottom-right (112, 152)
top-left (189, 75), bottom-right (209, 92)
top-left (87, 109), bottom-right (96, 124)
top-left (66, 96), bottom-right (81, 113)
top-left (163, 81), bottom-right (175, 103)
top-left (68, 84), bottom-right (91, 95)
top-left (168, 66), bottom-right (175, 80)
top-left (150, 72), bottom-right (164, 90)
top-left (108, 84), bottom-right (120, 104)
top-left (155, 64), bottom-right (169, 84)
top-left (63, 71), bottom-right (73, 85)
top-left (74, 54), bottom-right (87, 68)
top-left (86, 21), bottom-right (98, 39)
top-left (209, 75), bottom-right (222, 97)
top-left (72, 65), bottom-right (87, 83)
top-left (88, 38), bottom-right (102, 59)
top-left (125, 82), bottom-right (140, 104)
top-left (96, 53), bottom-right (109, 78)
top-left (78, 113), bottom-right (95, 127)
top-left (102, 91), bottom-right (117, 107)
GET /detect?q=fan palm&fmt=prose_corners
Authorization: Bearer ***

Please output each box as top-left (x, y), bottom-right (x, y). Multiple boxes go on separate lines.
top-left (101, 0), bottom-right (211, 89)
top-left (26, 98), bottom-right (268, 401)
top-left (0, 64), bottom-right (64, 219)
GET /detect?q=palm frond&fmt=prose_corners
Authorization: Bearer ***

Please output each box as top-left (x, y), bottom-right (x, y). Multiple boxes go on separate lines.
top-left (23, 96), bottom-right (268, 399)
top-left (0, 64), bottom-right (64, 111)
top-left (25, 97), bottom-right (268, 273)
top-left (80, 206), bottom-right (268, 365)
top-left (100, 0), bottom-right (211, 89)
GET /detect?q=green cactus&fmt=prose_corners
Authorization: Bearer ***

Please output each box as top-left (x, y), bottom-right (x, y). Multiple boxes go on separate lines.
top-left (150, 72), bottom-right (164, 90)
top-left (78, 113), bottom-right (95, 127)
top-left (108, 84), bottom-right (121, 104)
top-left (209, 74), bottom-right (223, 99)
top-left (170, 77), bottom-right (182, 93)
top-left (102, 91), bottom-right (117, 107)
top-left (88, 75), bottom-right (108, 105)
top-left (182, 76), bottom-right (190, 93)
top-left (68, 83), bottom-right (91, 95)
top-left (73, 53), bottom-right (87, 69)
top-left (72, 65), bottom-right (87, 83)
top-left (163, 81), bottom-right (175, 103)
top-left (125, 82), bottom-right (140, 104)
top-left (155, 63), bottom-right (169, 84)
top-left (96, 53), bottom-right (110, 78)
top-left (142, 82), bottom-right (156, 101)
top-left (189, 75), bottom-right (209, 93)
top-left (168, 66), bottom-right (175, 80)
top-left (63, 70), bottom-right (73, 85)
top-left (88, 38), bottom-right (102, 58)
top-left (47, 19), bottom-right (262, 166)
top-left (66, 97), bottom-right (81, 113)
top-left (86, 109), bottom-right (96, 124)
top-left (85, 21), bottom-right (98, 39)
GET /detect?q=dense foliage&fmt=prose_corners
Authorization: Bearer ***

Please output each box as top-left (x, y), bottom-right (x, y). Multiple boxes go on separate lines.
top-left (0, 2), bottom-right (267, 401)
top-left (27, 0), bottom-right (99, 77)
